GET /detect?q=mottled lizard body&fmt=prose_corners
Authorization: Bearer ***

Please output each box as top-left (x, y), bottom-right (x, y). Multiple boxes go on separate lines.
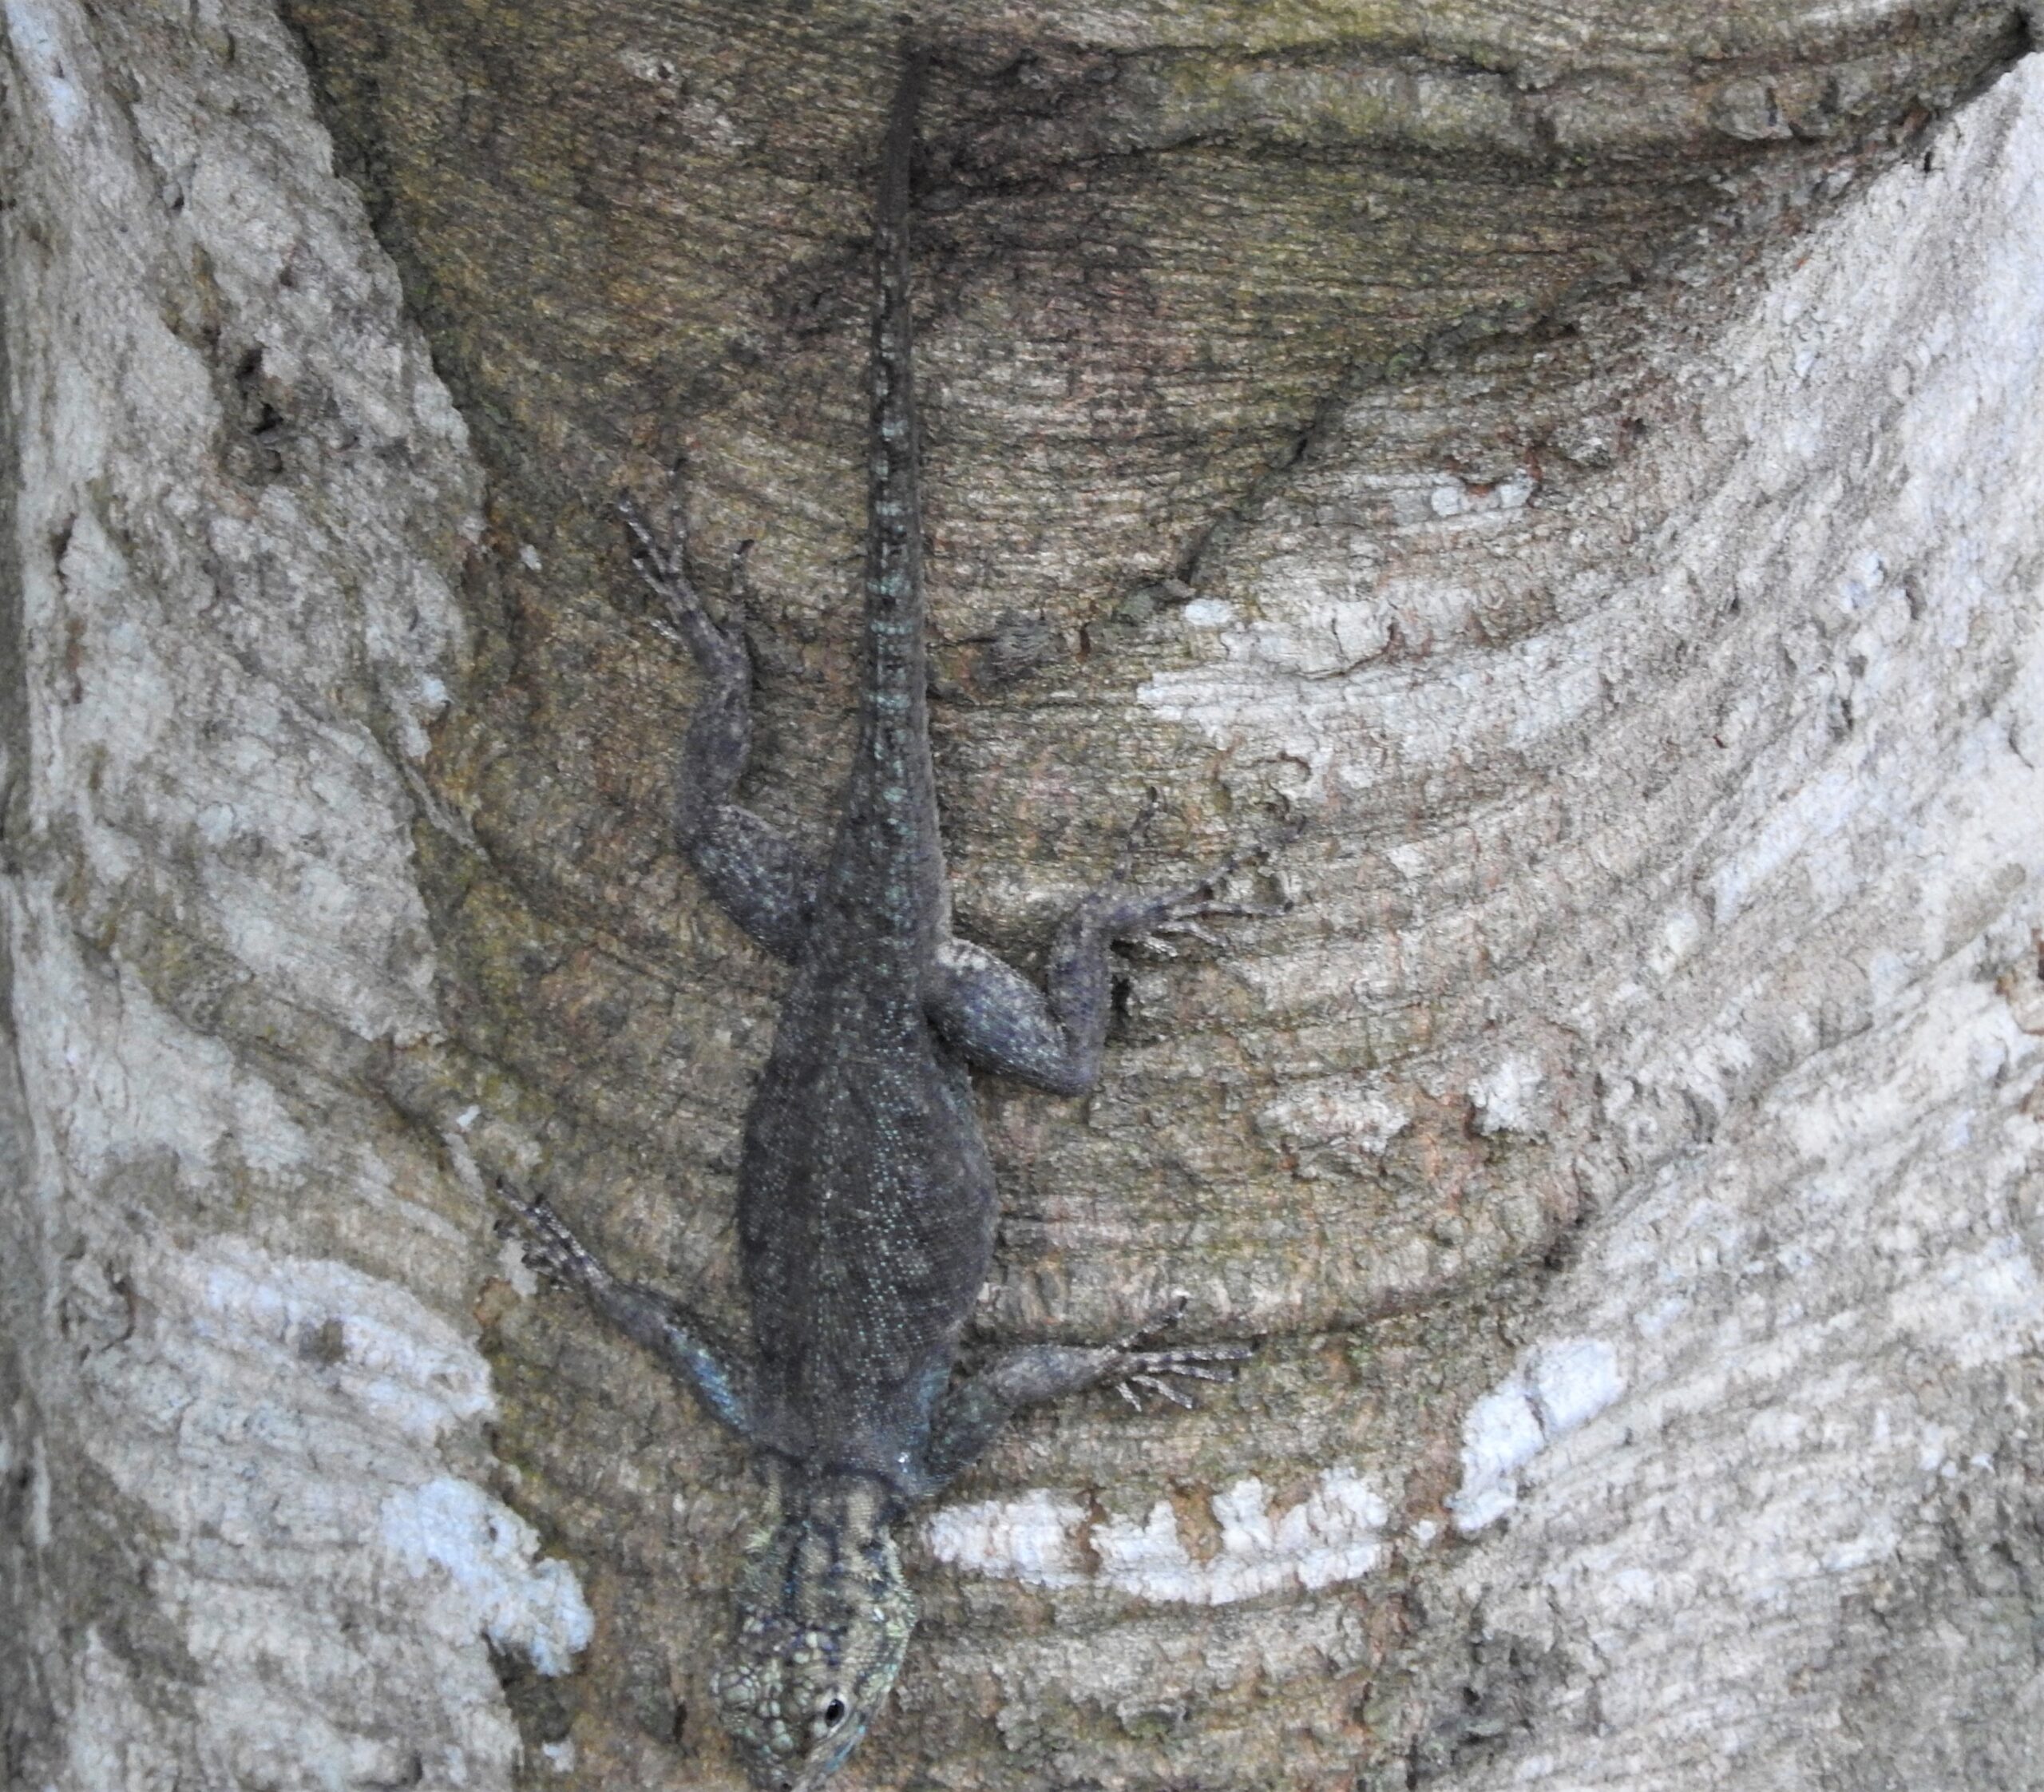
top-left (501, 53), bottom-right (1262, 1790)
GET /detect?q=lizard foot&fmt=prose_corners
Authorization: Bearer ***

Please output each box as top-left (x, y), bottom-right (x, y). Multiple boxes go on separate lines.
top-left (1107, 1294), bottom-right (1254, 1411)
top-left (1091, 801), bottom-right (1294, 953)
top-left (617, 467), bottom-right (750, 686)
top-left (491, 1179), bottom-right (612, 1298)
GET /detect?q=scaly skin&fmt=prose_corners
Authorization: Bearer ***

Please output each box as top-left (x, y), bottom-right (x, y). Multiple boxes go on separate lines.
top-left (709, 1469), bottom-right (914, 1791)
top-left (499, 47), bottom-right (1272, 1790)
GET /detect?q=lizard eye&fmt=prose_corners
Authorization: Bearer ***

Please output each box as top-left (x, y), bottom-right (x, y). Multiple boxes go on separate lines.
top-left (822, 1696), bottom-right (846, 1728)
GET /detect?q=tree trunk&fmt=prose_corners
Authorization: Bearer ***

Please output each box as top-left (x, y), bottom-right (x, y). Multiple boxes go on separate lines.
top-left (4, 3), bottom-right (2041, 1788)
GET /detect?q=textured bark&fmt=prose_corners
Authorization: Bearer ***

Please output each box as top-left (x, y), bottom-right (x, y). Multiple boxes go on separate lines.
top-left (3, 3), bottom-right (2041, 1790)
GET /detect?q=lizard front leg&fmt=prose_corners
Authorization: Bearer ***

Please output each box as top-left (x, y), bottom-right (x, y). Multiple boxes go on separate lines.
top-left (924, 819), bottom-right (1280, 1097)
top-left (620, 485), bottom-right (817, 963)
top-left (922, 1298), bottom-right (1251, 1488)
top-left (494, 1179), bottom-right (757, 1439)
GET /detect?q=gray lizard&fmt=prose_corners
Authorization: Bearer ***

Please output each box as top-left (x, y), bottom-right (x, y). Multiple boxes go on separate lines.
top-left (497, 49), bottom-right (1268, 1791)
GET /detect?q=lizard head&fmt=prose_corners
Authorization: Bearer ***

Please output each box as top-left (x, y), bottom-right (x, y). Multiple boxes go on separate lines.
top-left (711, 1470), bottom-right (917, 1790)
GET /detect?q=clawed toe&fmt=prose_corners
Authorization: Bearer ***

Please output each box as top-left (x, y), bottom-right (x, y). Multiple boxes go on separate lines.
top-left (1130, 1356), bottom-right (1242, 1382)
top-left (492, 1181), bottom-right (595, 1290)
top-left (616, 479), bottom-right (751, 680)
top-left (1114, 1290), bottom-right (1189, 1353)
top-left (618, 490), bottom-right (685, 580)
top-left (1107, 1294), bottom-right (1254, 1410)
top-left (1151, 920), bottom-right (1224, 951)
top-left (1178, 898), bottom-right (1286, 922)
top-left (1093, 811), bottom-right (1297, 957)
top-left (1113, 1356), bottom-right (1241, 1413)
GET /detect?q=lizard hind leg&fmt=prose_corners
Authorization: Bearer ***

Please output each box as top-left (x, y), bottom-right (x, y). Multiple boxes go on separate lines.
top-left (616, 472), bottom-right (819, 962)
top-left (921, 1294), bottom-right (1254, 1488)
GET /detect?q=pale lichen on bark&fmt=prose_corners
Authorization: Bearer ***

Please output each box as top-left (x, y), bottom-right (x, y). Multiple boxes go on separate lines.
top-left (0, 0), bottom-right (572, 1784)
top-left (3, 2), bottom-right (2042, 1790)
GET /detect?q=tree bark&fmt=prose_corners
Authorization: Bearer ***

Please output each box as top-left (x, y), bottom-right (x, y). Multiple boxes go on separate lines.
top-left (3, 3), bottom-right (2041, 1789)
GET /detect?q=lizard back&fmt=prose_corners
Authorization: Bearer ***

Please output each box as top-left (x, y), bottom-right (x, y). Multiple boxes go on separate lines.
top-left (735, 53), bottom-right (996, 1490)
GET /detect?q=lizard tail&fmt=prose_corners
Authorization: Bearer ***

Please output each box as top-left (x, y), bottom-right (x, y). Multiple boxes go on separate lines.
top-left (836, 43), bottom-right (945, 920)
top-left (865, 47), bottom-right (925, 634)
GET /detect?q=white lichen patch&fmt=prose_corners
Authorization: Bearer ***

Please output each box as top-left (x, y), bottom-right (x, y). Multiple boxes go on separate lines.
top-left (926, 1487), bottom-right (1089, 1590)
top-left (1181, 597), bottom-right (1238, 628)
top-left (0, 0), bottom-right (511, 1774)
top-left (182, 1234), bottom-right (494, 1445)
top-left (381, 1479), bottom-right (594, 1676)
top-left (1467, 1056), bottom-right (1551, 1140)
top-left (930, 1465), bottom-right (1388, 1604)
top-left (53, 1224), bottom-right (577, 1778)
top-left (1097, 1467), bottom-right (1390, 1603)
top-left (7, 0), bottom-right (469, 1056)
top-left (2, 0), bottom-right (84, 135)
top-left (1448, 1338), bottom-right (1626, 1534)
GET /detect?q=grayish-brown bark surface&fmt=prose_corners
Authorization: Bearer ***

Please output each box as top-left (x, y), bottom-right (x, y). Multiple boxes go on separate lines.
top-left (4, 2), bottom-right (2042, 1788)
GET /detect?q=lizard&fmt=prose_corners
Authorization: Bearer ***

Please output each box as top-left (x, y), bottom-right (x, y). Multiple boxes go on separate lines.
top-left (496, 48), bottom-right (1271, 1792)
